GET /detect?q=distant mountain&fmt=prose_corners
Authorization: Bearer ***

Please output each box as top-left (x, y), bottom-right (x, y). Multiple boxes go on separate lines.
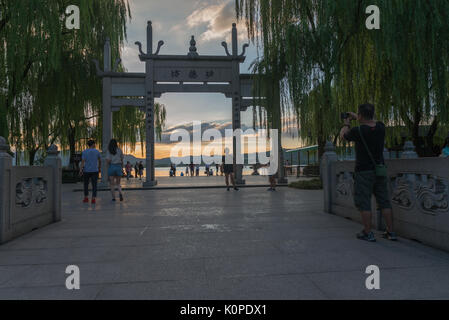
top-left (123, 154), bottom-right (172, 167)
top-left (128, 150), bottom-right (290, 168)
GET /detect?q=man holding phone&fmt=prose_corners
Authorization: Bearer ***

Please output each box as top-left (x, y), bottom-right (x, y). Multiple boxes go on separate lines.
top-left (339, 104), bottom-right (397, 242)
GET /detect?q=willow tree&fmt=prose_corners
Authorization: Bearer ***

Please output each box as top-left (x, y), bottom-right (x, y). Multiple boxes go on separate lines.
top-left (237, 0), bottom-right (449, 157)
top-left (0, 0), bottom-right (164, 164)
top-left (237, 0), bottom-right (369, 157)
top-left (370, 0), bottom-right (449, 156)
top-left (112, 102), bottom-right (166, 157)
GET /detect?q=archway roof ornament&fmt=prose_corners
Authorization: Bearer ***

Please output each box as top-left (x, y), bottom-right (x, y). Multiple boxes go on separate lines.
top-left (133, 21), bottom-right (248, 62)
top-left (93, 20), bottom-right (258, 101)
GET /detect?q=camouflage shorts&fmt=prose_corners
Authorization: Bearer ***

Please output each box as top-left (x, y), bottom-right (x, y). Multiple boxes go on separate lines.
top-left (353, 170), bottom-right (392, 211)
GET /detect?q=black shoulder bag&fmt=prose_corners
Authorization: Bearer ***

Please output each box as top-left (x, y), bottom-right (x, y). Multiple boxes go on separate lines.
top-left (358, 126), bottom-right (388, 177)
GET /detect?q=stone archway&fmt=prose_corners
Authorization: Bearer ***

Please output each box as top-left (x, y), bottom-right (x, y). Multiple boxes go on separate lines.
top-left (94, 21), bottom-right (285, 187)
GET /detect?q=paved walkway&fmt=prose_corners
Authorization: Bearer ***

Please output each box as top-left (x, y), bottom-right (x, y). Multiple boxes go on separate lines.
top-left (1, 186), bottom-right (449, 299)
top-left (77, 175), bottom-right (305, 190)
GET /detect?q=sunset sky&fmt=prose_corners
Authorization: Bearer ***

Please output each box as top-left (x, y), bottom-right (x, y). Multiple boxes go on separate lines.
top-left (121, 0), bottom-right (304, 159)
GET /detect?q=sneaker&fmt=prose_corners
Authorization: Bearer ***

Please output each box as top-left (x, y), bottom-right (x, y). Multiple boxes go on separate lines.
top-left (119, 194), bottom-right (124, 202)
top-left (382, 231), bottom-right (398, 241)
top-left (91, 198), bottom-right (96, 204)
top-left (227, 187), bottom-right (230, 191)
top-left (356, 230), bottom-right (376, 242)
top-left (83, 197), bottom-right (89, 203)
top-left (234, 187), bottom-right (239, 191)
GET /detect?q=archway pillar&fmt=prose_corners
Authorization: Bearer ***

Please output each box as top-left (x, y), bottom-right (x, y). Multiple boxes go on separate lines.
top-left (143, 21), bottom-right (157, 187)
top-left (231, 23), bottom-right (245, 185)
top-left (100, 38), bottom-right (112, 188)
top-left (96, 21), bottom-right (253, 188)
top-left (273, 81), bottom-right (287, 184)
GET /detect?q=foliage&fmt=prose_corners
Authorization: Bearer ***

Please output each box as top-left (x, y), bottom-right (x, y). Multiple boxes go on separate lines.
top-left (289, 178), bottom-right (322, 190)
top-left (0, 0), bottom-right (167, 164)
top-left (236, 0), bottom-right (449, 157)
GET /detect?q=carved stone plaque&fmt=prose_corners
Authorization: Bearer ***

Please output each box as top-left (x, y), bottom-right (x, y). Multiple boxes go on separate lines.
top-left (16, 177), bottom-right (48, 208)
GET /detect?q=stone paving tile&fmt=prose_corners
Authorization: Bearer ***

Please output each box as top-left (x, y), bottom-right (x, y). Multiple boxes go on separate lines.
top-left (203, 254), bottom-right (308, 278)
top-left (0, 237), bottom-right (76, 251)
top-left (307, 266), bottom-right (449, 300)
top-left (113, 258), bottom-right (208, 283)
top-left (0, 285), bottom-right (103, 300)
top-left (25, 226), bottom-right (145, 239)
top-left (96, 280), bottom-right (212, 300)
top-left (0, 262), bottom-right (122, 288)
top-left (0, 245), bottom-right (131, 266)
top-left (127, 239), bottom-right (281, 261)
top-left (0, 266), bottom-right (32, 286)
top-left (206, 274), bottom-right (328, 300)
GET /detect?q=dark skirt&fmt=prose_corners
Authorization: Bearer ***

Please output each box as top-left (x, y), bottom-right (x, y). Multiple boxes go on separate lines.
top-left (224, 164), bottom-right (233, 174)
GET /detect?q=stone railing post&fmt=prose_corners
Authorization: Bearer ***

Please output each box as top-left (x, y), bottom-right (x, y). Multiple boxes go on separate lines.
top-left (0, 137), bottom-right (13, 243)
top-left (401, 141), bottom-right (418, 159)
top-left (321, 141), bottom-right (338, 213)
top-left (44, 144), bottom-right (62, 222)
top-left (383, 147), bottom-right (390, 160)
top-left (374, 147), bottom-right (392, 231)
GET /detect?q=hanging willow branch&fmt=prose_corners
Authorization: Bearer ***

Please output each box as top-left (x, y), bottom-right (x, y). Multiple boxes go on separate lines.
top-left (236, 0), bottom-right (449, 156)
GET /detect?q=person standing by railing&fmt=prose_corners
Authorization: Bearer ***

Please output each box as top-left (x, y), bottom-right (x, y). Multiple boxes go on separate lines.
top-left (138, 161), bottom-right (144, 180)
top-left (80, 140), bottom-right (101, 204)
top-left (222, 148), bottom-right (239, 191)
top-left (125, 161), bottom-right (132, 181)
top-left (340, 103), bottom-right (397, 242)
top-left (441, 137), bottom-right (449, 158)
top-left (267, 171), bottom-right (277, 191)
top-left (134, 162), bottom-right (139, 179)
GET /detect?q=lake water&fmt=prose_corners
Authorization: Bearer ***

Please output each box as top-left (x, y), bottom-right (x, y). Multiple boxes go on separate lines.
top-left (146, 166), bottom-right (269, 177)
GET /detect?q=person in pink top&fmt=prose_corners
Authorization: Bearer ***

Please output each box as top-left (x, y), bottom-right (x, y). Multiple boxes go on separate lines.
top-left (125, 161), bottom-right (132, 181)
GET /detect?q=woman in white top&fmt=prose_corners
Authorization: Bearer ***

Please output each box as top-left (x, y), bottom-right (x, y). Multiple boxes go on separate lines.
top-left (106, 139), bottom-right (124, 201)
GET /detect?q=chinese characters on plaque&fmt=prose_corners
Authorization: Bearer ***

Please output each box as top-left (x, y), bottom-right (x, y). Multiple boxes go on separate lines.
top-left (169, 69), bottom-right (215, 80)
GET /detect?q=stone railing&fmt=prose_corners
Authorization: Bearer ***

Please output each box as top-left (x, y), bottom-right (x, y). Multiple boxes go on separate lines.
top-left (321, 140), bottom-right (449, 252)
top-left (0, 137), bottom-right (61, 244)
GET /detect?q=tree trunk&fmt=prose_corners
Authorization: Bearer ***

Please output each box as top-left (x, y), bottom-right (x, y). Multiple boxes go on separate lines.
top-left (28, 148), bottom-right (38, 166)
top-left (425, 117), bottom-right (439, 157)
top-left (410, 110), bottom-right (425, 157)
top-left (0, 97), bottom-right (8, 139)
top-left (68, 125), bottom-right (76, 167)
top-left (318, 76), bottom-right (332, 160)
top-left (409, 111), bottom-right (439, 157)
top-left (317, 134), bottom-right (326, 161)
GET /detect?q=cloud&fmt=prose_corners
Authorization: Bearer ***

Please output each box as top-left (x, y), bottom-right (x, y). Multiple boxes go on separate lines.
top-left (121, 45), bottom-right (144, 72)
top-left (185, 0), bottom-right (246, 42)
top-left (160, 121), bottom-right (256, 144)
top-left (186, 2), bottom-right (225, 28)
